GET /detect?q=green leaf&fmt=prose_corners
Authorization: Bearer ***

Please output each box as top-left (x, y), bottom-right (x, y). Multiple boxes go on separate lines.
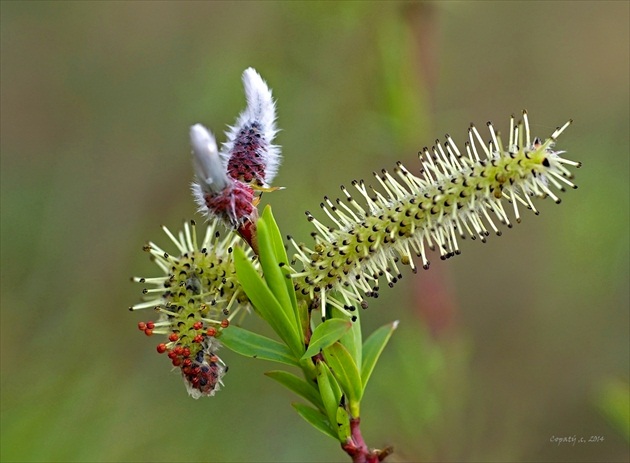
top-left (316, 360), bottom-right (342, 441)
top-left (220, 325), bottom-right (298, 367)
top-left (323, 342), bottom-right (362, 417)
top-left (302, 318), bottom-right (352, 360)
top-left (361, 320), bottom-right (399, 388)
top-left (297, 300), bottom-right (310, 347)
top-left (233, 246), bottom-right (302, 357)
top-left (335, 406), bottom-right (351, 442)
top-left (260, 206), bottom-right (300, 318)
top-left (265, 370), bottom-right (323, 408)
top-left (337, 307), bottom-right (362, 372)
top-left (291, 403), bottom-right (336, 440)
top-left (256, 218), bottom-right (297, 328)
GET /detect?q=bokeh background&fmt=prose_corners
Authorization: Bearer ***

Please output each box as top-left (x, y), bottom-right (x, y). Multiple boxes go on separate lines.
top-left (1, 1), bottom-right (628, 462)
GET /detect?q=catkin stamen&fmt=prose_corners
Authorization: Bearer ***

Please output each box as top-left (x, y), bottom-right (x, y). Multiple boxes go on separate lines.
top-left (289, 113), bottom-right (580, 314)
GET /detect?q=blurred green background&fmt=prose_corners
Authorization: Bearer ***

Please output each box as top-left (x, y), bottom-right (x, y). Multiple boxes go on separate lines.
top-left (1, 1), bottom-right (628, 462)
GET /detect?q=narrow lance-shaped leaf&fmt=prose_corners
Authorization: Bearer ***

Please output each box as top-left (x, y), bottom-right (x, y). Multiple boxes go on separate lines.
top-left (265, 370), bottom-right (323, 409)
top-left (302, 318), bottom-right (352, 360)
top-left (260, 206), bottom-right (300, 320)
top-left (220, 325), bottom-right (298, 367)
top-left (316, 360), bottom-right (343, 442)
top-left (323, 342), bottom-right (362, 418)
top-left (336, 406), bottom-right (351, 442)
top-left (233, 246), bottom-right (302, 356)
top-left (292, 403), bottom-right (336, 440)
top-left (256, 217), bottom-right (297, 329)
top-left (361, 320), bottom-right (399, 388)
top-left (322, 360), bottom-right (350, 442)
top-left (336, 307), bottom-right (362, 372)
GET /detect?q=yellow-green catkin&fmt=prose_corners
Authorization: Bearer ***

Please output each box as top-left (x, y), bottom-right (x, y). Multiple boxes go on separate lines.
top-left (130, 220), bottom-right (254, 398)
top-left (288, 112), bottom-right (581, 317)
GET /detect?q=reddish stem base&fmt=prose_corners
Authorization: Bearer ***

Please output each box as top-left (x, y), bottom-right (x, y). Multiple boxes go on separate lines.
top-left (341, 418), bottom-right (393, 463)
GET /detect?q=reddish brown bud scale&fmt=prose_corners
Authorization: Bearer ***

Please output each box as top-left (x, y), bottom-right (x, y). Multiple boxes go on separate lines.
top-left (146, 321), bottom-right (155, 329)
top-left (206, 327), bottom-right (217, 336)
top-left (237, 220), bottom-right (258, 254)
top-left (138, 322), bottom-right (147, 331)
top-left (203, 181), bottom-right (257, 228)
top-left (220, 319), bottom-right (230, 328)
top-left (193, 321), bottom-right (203, 330)
top-left (156, 343), bottom-right (167, 354)
top-left (169, 333), bottom-right (179, 342)
top-left (144, 329), bottom-right (153, 336)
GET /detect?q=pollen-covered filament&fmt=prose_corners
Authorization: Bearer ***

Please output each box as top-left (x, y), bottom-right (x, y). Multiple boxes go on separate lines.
top-left (289, 113), bottom-right (580, 316)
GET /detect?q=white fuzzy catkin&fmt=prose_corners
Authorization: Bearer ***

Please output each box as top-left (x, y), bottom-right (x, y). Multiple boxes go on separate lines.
top-left (222, 67), bottom-right (281, 187)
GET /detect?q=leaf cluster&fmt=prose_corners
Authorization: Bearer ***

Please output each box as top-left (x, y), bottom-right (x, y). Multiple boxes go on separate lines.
top-left (221, 206), bottom-right (398, 441)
